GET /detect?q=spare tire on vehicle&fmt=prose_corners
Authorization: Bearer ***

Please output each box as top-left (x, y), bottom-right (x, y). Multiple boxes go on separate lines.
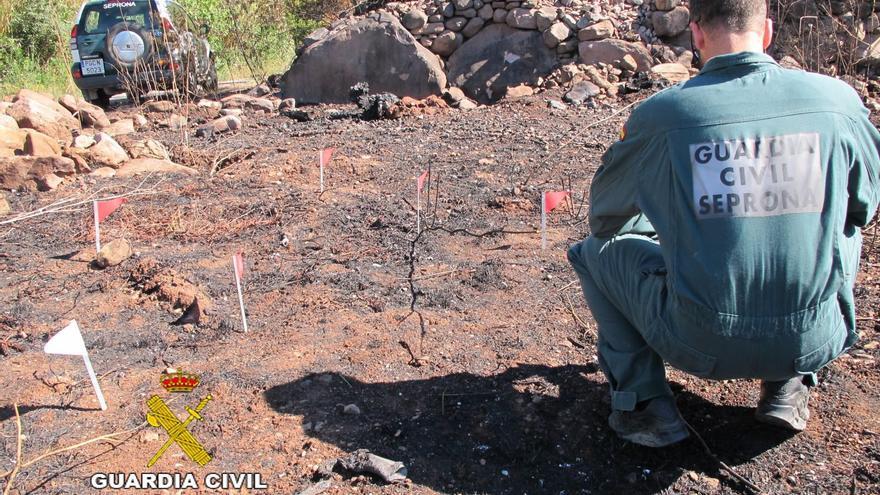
top-left (105, 22), bottom-right (155, 70)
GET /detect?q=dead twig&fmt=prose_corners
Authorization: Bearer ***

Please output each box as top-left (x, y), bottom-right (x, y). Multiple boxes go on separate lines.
top-left (2, 404), bottom-right (22, 495)
top-left (682, 417), bottom-right (763, 494)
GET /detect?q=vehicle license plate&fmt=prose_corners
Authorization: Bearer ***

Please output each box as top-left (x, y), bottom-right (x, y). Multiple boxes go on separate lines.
top-left (81, 59), bottom-right (105, 76)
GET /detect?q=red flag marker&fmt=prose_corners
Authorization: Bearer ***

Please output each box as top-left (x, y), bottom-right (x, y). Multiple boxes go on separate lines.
top-left (319, 148), bottom-right (336, 193)
top-left (541, 191), bottom-right (570, 250)
top-left (232, 252), bottom-right (249, 333)
top-left (93, 197), bottom-right (127, 252)
top-left (417, 169), bottom-right (430, 234)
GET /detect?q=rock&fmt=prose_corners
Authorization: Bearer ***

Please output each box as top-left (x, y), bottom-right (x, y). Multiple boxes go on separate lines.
top-left (126, 139), bottom-right (170, 161)
top-left (281, 12), bottom-right (447, 104)
top-left (59, 95), bottom-right (111, 129)
top-left (144, 100), bottom-right (176, 113)
top-left (0, 156), bottom-right (76, 190)
top-left (446, 17), bottom-right (468, 31)
top-left (424, 22), bottom-right (446, 34)
top-left (158, 115), bottom-right (188, 130)
top-left (104, 119), bottom-right (136, 136)
top-left (133, 114), bottom-right (149, 129)
top-left (478, 4), bottom-right (495, 20)
top-left (38, 173), bottom-right (64, 191)
top-left (454, 0), bottom-right (473, 9)
top-left (619, 54), bottom-right (639, 71)
top-left (0, 115), bottom-right (18, 129)
top-left (8, 89), bottom-right (80, 141)
top-left (506, 8), bottom-right (537, 29)
top-left (462, 17), bottom-right (485, 37)
top-left (343, 404), bottom-right (362, 415)
top-left (579, 39), bottom-right (653, 71)
top-left (301, 27), bottom-right (330, 53)
top-left (444, 86), bottom-right (467, 104)
top-left (557, 39), bottom-right (578, 53)
top-left (90, 167), bottom-right (117, 178)
top-left (0, 196), bottom-right (10, 215)
top-left (403, 8), bottom-right (429, 30)
top-left (247, 83), bottom-right (272, 97)
top-left (221, 108), bottom-right (244, 117)
top-left (73, 134), bottom-right (96, 149)
top-left (579, 19), bottom-right (615, 41)
top-left (197, 115), bottom-right (243, 137)
top-left (458, 98), bottom-right (478, 109)
top-left (278, 98), bottom-right (297, 113)
top-left (221, 94), bottom-right (275, 113)
top-left (140, 430), bottom-right (160, 443)
top-left (116, 158), bottom-right (198, 178)
top-left (63, 148), bottom-right (91, 174)
top-left (23, 130), bottom-right (62, 157)
top-left (96, 239), bottom-right (132, 268)
top-left (493, 9), bottom-right (508, 23)
top-left (0, 128), bottom-right (26, 153)
top-left (652, 6), bottom-right (690, 38)
top-left (448, 24), bottom-right (558, 103)
top-left (86, 133), bottom-right (129, 168)
top-left (432, 31), bottom-right (464, 56)
top-left (504, 84), bottom-right (534, 98)
top-left (654, 0), bottom-right (680, 10)
top-left (535, 7), bottom-right (558, 31)
top-left (197, 99), bottom-right (223, 110)
top-left (564, 80), bottom-right (600, 104)
top-left (543, 22), bottom-right (571, 48)
top-left (651, 62), bottom-right (691, 83)
top-left (548, 99), bottom-right (566, 110)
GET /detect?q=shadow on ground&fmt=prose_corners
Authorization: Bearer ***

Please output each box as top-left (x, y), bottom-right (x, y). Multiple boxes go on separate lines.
top-left (265, 364), bottom-right (795, 494)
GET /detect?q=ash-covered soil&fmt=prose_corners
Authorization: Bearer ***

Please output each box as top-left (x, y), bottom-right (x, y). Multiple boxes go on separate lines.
top-left (1, 90), bottom-right (879, 495)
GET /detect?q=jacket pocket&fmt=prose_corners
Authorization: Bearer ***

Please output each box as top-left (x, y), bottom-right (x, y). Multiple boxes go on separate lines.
top-left (650, 320), bottom-right (717, 378)
top-left (794, 322), bottom-right (847, 375)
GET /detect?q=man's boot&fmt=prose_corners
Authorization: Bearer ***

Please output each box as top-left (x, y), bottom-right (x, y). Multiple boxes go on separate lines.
top-left (608, 396), bottom-right (690, 448)
top-left (755, 377), bottom-right (810, 431)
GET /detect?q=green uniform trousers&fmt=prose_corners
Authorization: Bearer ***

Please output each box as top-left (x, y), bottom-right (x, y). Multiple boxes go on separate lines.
top-left (567, 229), bottom-right (859, 412)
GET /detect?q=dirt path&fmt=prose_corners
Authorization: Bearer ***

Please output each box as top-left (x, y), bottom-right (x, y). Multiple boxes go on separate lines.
top-left (1, 91), bottom-right (879, 494)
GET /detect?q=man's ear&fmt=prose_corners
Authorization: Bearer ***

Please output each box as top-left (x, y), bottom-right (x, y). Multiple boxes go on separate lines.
top-left (690, 21), bottom-right (706, 51)
top-left (762, 18), bottom-right (774, 50)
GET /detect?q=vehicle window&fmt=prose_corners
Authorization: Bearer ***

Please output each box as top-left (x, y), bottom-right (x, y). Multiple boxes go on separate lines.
top-left (79, 2), bottom-right (158, 34)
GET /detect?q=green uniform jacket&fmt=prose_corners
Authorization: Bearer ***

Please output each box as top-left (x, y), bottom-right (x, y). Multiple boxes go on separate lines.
top-left (590, 52), bottom-right (880, 345)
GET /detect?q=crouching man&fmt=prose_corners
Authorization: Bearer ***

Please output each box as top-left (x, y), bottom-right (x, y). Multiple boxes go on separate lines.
top-left (568, 0), bottom-right (880, 447)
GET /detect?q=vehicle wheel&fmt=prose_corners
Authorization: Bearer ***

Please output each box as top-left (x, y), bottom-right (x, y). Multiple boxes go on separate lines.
top-left (105, 22), bottom-right (155, 72)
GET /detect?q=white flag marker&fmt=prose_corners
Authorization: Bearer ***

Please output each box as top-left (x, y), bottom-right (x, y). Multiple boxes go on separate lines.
top-left (44, 321), bottom-right (107, 411)
top-left (232, 253), bottom-right (249, 333)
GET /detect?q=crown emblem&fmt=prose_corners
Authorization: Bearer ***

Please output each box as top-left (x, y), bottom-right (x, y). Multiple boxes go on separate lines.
top-left (161, 370), bottom-right (200, 393)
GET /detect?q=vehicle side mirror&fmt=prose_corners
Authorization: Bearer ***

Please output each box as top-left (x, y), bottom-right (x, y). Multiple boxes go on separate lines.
top-left (200, 24), bottom-right (210, 36)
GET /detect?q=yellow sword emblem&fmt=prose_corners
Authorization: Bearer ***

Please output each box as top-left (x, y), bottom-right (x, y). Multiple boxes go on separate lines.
top-left (146, 394), bottom-right (213, 467)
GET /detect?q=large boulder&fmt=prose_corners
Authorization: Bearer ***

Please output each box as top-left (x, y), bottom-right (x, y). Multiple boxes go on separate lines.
top-left (7, 90), bottom-right (81, 141)
top-left (281, 13), bottom-right (447, 104)
top-left (0, 155), bottom-right (76, 191)
top-left (579, 39), bottom-right (653, 71)
top-left (447, 24), bottom-right (558, 104)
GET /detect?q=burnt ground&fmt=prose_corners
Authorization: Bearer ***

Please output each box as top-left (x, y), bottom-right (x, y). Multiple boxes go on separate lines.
top-left (1, 89), bottom-right (879, 495)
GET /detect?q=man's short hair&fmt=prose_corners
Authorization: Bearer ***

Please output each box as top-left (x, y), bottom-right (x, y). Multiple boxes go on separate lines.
top-left (690, 0), bottom-right (767, 33)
